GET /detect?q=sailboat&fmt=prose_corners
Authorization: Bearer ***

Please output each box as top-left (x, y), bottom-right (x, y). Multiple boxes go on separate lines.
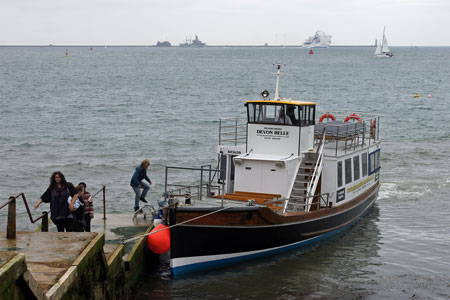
top-left (374, 27), bottom-right (393, 58)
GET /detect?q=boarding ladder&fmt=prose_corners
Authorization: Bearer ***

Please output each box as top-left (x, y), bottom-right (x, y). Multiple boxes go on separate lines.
top-left (287, 130), bottom-right (326, 212)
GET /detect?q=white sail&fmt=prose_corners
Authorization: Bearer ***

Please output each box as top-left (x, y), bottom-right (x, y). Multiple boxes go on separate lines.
top-left (381, 33), bottom-right (390, 53)
top-left (374, 43), bottom-right (382, 55)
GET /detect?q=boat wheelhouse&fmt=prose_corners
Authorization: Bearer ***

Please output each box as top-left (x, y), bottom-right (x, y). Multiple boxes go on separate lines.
top-left (164, 65), bottom-right (381, 277)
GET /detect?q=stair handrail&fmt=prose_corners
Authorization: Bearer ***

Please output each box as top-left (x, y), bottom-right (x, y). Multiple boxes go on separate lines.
top-left (1, 193), bottom-right (50, 238)
top-left (305, 128), bottom-right (326, 212)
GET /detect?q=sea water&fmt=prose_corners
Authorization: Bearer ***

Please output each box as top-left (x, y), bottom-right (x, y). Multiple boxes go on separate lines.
top-left (1, 46), bottom-right (450, 299)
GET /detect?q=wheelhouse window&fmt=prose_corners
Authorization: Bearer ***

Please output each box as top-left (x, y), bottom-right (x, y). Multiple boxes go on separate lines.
top-left (337, 161), bottom-right (343, 187)
top-left (362, 153), bottom-right (368, 177)
top-left (345, 158), bottom-right (352, 184)
top-left (247, 102), bottom-right (315, 126)
top-left (368, 149), bottom-right (381, 175)
top-left (353, 155), bottom-right (360, 181)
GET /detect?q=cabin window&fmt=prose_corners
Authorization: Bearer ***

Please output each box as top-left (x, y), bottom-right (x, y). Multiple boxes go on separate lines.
top-left (345, 158), bottom-right (352, 184)
top-left (246, 103), bottom-right (313, 126)
top-left (219, 155), bottom-right (227, 181)
top-left (353, 155), bottom-right (360, 181)
top-left (337, 161), bottom-right (343, 187)
top-left (299, 105), bottom-right (315, 126)
top-left (368, 149), bottom-right (381, 175)
top-left (362, 153), bottom-right (368, 177)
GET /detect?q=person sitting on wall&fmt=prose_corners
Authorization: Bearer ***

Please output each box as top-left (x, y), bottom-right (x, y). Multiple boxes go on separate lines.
top-left (130, 159), bottom-right (152, 212)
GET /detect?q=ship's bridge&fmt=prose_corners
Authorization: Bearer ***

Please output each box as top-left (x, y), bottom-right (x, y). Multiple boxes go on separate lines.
top-left (245, 99), bottom-right (316, 156)
top-left (219, 99), bottom-right (317, 198)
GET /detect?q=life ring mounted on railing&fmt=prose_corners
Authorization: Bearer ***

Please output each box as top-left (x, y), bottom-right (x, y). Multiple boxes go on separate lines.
top-left (370, 119), bottom-right (376, 138)
top-left (344, 113), bottom-right (362, 123)
top-left (318, 113), bottom-right (336, 123)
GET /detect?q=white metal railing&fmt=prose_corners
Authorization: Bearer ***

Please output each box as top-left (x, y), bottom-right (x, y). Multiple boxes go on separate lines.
top-left (305, 131), bottom-right (326, 212)
top-left (267, 193), bottom-right (331, 213)
top-left (218, 117), bottom-right (247, 146)
top-left (314, 112), bottom-right (380, 156)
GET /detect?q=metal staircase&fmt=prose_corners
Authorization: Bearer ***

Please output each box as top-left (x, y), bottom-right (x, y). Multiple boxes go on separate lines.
top-left (286, 131), bottom-right (326, 212)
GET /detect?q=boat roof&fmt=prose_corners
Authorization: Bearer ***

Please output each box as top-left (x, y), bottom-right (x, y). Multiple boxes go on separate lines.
top-left (246, 99), bottom-right (316, 105)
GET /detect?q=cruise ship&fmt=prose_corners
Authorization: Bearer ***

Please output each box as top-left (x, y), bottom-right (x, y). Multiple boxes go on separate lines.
top-left (303, 31), bottom-right (332, 48)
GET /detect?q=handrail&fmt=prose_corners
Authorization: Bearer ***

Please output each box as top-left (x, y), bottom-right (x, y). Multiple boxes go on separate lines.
top-left (305, 129), bottom-right (326, 212)
top-left (1, 193), bottom-right (50, 239)
top-left (272, 193), bottom-right (330, 213)
top-left (89, 185), bottom-right (107, 220)
top-left (219, 117), bottom-right (247, 146)
top-left (0, 193), bottom-right (49, 224)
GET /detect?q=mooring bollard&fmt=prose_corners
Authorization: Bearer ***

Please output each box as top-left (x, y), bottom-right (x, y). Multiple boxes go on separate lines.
top-left (7, 197), bottom-right (16, 239)
top-left (41, 211), bottom-right (48, 232)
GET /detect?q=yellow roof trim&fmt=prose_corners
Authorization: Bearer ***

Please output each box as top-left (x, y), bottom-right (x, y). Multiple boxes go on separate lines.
top-left (246, 100), bottom-right (316, 105)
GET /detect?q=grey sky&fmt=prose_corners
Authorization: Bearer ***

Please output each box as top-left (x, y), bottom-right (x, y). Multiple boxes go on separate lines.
top-left (1, 0), bottom-right (449, 46)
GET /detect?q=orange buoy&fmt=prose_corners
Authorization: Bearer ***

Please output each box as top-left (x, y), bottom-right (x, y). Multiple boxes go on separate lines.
top-left (147, 224), bottom-right (170, 254)
top-left (344, 113), bottom-right (362, 123)
top-left (318, 113), bottom-right (336, 123)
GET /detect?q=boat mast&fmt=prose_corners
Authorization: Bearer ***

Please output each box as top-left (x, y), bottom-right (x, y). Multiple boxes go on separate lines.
top-left (274, 63), bottom-right (281, 100)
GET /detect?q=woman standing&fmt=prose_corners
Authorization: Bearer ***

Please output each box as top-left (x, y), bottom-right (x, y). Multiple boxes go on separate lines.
top-left (34, 171), bottom-right (80, 232)
top-left (130, 159), bottom-right (152, 212)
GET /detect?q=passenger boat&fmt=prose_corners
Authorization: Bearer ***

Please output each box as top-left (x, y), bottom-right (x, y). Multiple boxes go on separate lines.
top-left (165, 64), bottom-right (381, 277)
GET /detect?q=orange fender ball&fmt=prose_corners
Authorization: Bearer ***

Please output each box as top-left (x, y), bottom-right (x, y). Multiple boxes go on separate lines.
top-left (147, 224), bottom-right (170, 254)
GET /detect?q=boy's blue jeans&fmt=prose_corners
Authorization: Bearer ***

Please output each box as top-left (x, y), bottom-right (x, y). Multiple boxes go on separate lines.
top-left (132, 180), bottom-right (150, 208)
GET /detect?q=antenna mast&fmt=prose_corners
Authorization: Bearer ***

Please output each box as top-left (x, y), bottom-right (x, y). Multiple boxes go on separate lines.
top-left (274, 63), bottom-right (282, 100)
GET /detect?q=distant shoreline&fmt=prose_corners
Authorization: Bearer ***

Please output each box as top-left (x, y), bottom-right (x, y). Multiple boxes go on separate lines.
top-left (0, 45), bottom-right (447, 48)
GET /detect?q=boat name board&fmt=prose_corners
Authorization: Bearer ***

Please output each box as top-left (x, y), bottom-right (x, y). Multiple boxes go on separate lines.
top-left (256, 127), bottom-right (289, 139)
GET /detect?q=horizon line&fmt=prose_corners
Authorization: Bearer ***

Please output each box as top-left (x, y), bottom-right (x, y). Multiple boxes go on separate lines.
top-left (0, 44), bottom-right (448, 48)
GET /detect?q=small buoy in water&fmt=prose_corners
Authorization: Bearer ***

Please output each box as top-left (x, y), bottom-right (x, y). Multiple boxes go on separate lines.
top-left (90, 47), bottom-right (93, 51)
top-left (309, 49), bottom-right (314, 55)
top-left (413, 94), bottom-right (420, 98)
top-left (147, 224), bottom-right (170, 254)
top-left (428, 94), bottom-right (432, 99)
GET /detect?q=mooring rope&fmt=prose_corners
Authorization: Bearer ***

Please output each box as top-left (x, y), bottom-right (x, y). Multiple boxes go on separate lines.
top-left (122, 202), bottom-right (247, 244)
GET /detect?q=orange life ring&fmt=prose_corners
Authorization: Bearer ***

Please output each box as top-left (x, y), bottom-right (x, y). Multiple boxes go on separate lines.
top-left (344, 113), bottom-right (362, 123)
top-left (370, 119), bottom-right (376, 138)
top-left (318, 113), bottom-right (336, 123)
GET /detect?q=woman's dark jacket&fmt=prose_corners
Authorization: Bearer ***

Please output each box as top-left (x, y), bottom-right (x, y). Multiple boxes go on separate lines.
top-left (41, 182), bottom-right (77, 222)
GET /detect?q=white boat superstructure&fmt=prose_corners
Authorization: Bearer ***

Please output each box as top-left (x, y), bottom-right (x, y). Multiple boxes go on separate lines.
top-left (374, 27), bottom-right (393, 58)
top-left (303, 31), bottom-right (332, 48)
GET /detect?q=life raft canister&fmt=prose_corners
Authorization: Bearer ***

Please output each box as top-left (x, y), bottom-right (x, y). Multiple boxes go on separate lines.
top-left (344, 113), bottom-right (362, 123)
top-left (318, 113), bottom-right (336, 123)
top-left (147, 224), bottom-right (170, 254)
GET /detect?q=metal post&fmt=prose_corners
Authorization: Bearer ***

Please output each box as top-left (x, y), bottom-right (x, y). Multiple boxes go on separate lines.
top-left (7, 197), bottom-right (16, 239)
top-left (199, 167), bottom-right (203, 201)
top-left (221, 180), bottom-right (225, 207)
top-left (219, 119), bottom-right (222, 145)
top-left (235, 118), bottom-right (238, 146)
top-left (41, 212), bottom-right (48, 232)
top-left (164, 167), bottom-right (168, 202)
top-left (102, 186), bottom-right (106, 220)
